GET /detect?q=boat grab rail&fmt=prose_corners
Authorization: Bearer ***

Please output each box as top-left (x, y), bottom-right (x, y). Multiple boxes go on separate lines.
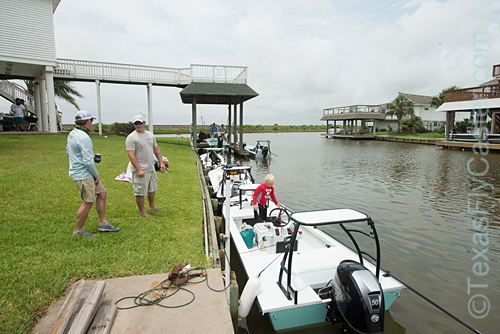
top-left (277, 208), bottom-right (381, 305)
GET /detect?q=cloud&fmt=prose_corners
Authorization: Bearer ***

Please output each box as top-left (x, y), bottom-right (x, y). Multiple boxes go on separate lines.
top-left (2, 0), bottom-right (499, 125)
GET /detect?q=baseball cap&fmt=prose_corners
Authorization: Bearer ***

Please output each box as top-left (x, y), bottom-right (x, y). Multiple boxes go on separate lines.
top-left (75, 110), bottom-right (96, 121)
top-left (133, 114), bottom-right (145, 123)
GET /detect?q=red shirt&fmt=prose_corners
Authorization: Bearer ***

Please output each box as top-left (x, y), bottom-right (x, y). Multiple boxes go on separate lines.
top-left (253, 183), bottom-right (278, 206)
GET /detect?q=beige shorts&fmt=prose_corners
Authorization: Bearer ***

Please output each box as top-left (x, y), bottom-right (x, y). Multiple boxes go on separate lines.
top-left (75, 178), bottom-right (106, 203)
top-left (132, 171), bottom-right (158, 196)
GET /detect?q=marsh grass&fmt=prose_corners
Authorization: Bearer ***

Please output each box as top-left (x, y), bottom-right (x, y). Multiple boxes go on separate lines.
top-left (0, 134), bottom-right (205, 333)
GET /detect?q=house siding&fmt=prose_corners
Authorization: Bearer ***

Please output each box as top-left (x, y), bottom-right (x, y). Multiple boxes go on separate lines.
top-left (0, 0), bottom-right (56, 65)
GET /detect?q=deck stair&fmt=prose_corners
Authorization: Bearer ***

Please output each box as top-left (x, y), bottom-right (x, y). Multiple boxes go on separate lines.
top-left (0, 80), bottom-right (35, 113)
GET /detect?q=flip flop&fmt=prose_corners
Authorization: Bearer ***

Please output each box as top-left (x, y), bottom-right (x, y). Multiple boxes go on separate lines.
top-left (148, 208), bottom-right (161, 211)
top-left (140, 214), bottom-right (155, 218)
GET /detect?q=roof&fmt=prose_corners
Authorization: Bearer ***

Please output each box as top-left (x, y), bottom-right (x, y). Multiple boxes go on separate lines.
top-left (398, 92), bottom-right (432, 105)
top-left (180, 82), bottom-right (259, 105)
top-left (436, 97), bottom-right (500, 112)
top-left (479, 78), bottom-right (500, 87)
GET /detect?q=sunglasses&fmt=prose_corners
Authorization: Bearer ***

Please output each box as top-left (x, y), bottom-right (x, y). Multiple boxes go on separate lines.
top-left (134, 121), bottom-right (144, 125)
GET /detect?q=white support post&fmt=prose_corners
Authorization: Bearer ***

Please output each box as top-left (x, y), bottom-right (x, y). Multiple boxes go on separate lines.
top-left (224, 176), bottom-right (231, 304)
top-left (227, 104), bottom-right (232, 146)
top-left (34, 81), bottom-right (42, 130)
top-left (39, 77), bottom-right (48, 131)
top-left (233, 103), bottom-right (237, 145)
top-left (96, 80), bottom-right (102, 135)
top-left (148, 83), bottom-right (153, 133)
top-left (239, 99), bottom-right (243, 147)
top-left (45, 67), bottom-right (57, 133)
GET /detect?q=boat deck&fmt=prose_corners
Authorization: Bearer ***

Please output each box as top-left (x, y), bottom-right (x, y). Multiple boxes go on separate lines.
top-left (228, 197), bottom-right (404, 317)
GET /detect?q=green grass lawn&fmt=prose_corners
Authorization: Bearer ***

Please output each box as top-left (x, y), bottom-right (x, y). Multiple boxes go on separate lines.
top-left (0, 134), bottom-right (205, 333)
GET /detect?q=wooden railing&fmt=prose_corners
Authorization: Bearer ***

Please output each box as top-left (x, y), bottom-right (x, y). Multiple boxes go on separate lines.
top-left (54, 59), bottom-right (247, 85)
top-left (444, 84), bottom-right (500, 102)
top-left (0, 80), bottom-right (35, 112)
top-left (323, 104), bottom-right (386, 116)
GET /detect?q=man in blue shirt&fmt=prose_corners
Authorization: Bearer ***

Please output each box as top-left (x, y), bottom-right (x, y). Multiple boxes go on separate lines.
top-left (209, 122), bottom-right (218, 137)
top-left (67, 110), bottom-right (120, 236)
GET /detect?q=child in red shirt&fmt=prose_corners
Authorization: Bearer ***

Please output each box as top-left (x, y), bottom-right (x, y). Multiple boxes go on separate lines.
top-left (253, 174), bottom-right (280, 223)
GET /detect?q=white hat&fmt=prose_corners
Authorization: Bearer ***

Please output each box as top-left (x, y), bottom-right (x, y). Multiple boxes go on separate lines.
top-left (75, 110), bottom-right (96, 121)
top-left (133, 114), bottom-right (145, 123)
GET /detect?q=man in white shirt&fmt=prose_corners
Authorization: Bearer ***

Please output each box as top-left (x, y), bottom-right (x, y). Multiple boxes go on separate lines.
top-left (126, 114), bottom-right (166, 217)
top-left (10, 98), bottom-right (26, 131)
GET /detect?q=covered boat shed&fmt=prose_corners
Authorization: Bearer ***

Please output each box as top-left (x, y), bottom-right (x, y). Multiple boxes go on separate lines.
top-left (320, 105), bottom-right (386, 139)
top-left (180, 82), bottom-right (259, 150)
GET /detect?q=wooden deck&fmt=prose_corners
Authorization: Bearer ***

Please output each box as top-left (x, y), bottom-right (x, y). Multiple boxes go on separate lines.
top-left (375, 136), bottom-right (439, 145)
top-left (323, 134), bottom-right (375, 140)
top-left (435, 140), bottom-right (500, 151)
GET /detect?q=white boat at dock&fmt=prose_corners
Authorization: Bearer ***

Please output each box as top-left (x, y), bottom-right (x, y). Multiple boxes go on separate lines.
top-left (199, 148), bottom-right (226, 170)
top-left (205, 132), bottom-right (229, 151)
top-left (451, 133), bottom-right (500, 144)
top-left (219, 166), bottom-right (405, 332)
top-left (244, 140), bottom-right (273, 158)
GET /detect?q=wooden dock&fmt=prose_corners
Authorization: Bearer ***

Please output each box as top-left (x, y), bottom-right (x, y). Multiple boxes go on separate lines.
top-left (324, 134), bottom-right (376, 140)
top-left (375, 135), bottom-right (440, 145)
top-left (229, 143), bottom-right (251, 157)
top-left (435, 140), bottom-right (500, 151)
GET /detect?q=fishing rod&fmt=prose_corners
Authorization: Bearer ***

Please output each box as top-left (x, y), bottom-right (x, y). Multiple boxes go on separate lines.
top-left (383, 271), bottom-right (483, 334)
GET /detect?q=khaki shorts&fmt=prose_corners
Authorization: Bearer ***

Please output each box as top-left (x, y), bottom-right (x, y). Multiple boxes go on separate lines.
top-left (132, 171), bottom-right (158, 196)
top-left (75, 178), bottom-right (106, 203)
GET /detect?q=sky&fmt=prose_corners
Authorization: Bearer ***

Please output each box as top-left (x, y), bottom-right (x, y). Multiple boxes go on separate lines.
top-left (3, 0), bottom-right (500, 125)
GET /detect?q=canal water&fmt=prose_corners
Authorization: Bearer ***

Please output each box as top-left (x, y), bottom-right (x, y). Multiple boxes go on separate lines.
top-left (223, 132), bottom-right (499, 334)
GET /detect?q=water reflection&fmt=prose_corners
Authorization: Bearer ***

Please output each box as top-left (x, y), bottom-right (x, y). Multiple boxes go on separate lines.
top-left (229, 132), bottom-right (499, 334)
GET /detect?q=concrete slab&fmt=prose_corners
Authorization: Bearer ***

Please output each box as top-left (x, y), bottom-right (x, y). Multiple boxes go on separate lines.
top-left (31, 269), bottom-right (234, 334)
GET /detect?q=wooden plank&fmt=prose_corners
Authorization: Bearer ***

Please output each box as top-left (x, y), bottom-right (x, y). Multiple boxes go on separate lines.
top-left (49, 279), bottom-right (86, 334)
top-left (67, 281), bottom-right (106, 334)
top-left (229, 271), bottom-right (238, 334)
top-left (87, 304), bottom-right (117, 334)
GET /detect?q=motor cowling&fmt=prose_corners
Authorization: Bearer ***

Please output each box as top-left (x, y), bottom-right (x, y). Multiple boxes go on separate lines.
top-left (262, 146), bottom-right (269, 158)
top-left (209, 151), bottom-right (221, 165)
top-left (326, 260), bottom-right (385, 334)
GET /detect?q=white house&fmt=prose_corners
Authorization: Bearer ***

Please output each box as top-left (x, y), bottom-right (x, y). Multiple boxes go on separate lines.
top-left (0, 0), bottom-right (61, 132)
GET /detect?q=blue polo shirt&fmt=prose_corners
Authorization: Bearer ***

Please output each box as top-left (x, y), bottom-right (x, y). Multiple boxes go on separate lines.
top-left (67, 128), bottom-right (99, 181)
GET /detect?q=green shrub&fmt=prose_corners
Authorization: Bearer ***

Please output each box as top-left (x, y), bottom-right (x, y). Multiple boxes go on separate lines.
top-left (109, 122), bottom-right (135, 136)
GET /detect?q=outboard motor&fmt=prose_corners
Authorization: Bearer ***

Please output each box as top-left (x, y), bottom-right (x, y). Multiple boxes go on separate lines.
top-left (326, 260), bottom-right (385, 334)
top-left (217, 135), bottom-right (223, 148)
top-left (262, 146), bottom-right (269, 158)
top-left (209, 151), bottom-right (221, 165)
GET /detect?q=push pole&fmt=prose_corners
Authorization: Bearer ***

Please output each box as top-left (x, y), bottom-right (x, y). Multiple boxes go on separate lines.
top-left (225, 176), bottom-right (231, 303)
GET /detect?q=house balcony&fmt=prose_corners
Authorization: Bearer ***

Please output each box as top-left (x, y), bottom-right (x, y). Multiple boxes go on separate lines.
top-left (321, 104), bottom-right (387, 121)
top-left (444, 64), bottom-right (500, 103)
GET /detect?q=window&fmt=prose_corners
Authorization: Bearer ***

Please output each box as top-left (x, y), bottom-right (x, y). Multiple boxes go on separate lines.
top-left (424, 107), bottom-right (429, 110)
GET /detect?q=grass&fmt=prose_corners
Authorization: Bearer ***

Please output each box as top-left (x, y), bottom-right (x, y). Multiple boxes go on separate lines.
top-left (0, 134), bottom-right (205, 333)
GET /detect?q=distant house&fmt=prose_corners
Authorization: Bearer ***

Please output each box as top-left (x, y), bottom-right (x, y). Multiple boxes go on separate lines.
top-left (436, 64), bottom-right (500, 140)
top-left (321, 92), bottom-right (471, 133)
top-left (377, 92), bottom-right (471, 132)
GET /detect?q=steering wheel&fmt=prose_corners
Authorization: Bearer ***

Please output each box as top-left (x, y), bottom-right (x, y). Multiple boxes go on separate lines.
top-left (269, 207), bottom-right (291, 227)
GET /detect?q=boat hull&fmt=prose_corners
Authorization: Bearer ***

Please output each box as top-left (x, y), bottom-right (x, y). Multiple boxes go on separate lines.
top-left (224, 196), bottom-right (405, 331)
